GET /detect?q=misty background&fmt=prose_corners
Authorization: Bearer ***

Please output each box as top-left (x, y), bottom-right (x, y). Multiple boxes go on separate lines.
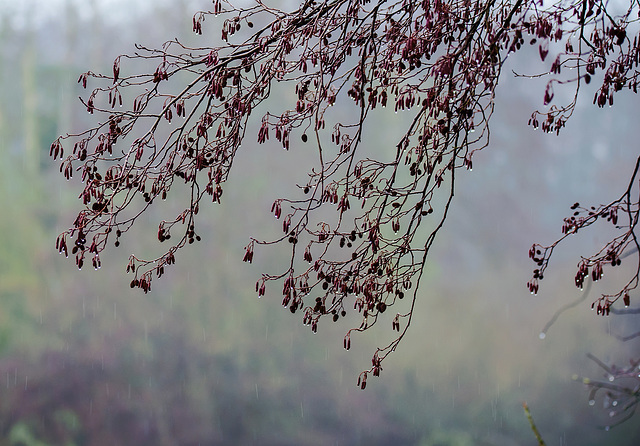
top-left (0, 0), bottom-right (638, 444)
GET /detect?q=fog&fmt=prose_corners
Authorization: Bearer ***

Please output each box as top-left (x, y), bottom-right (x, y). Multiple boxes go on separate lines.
top-left (0, 1), bottom-right (638, 444)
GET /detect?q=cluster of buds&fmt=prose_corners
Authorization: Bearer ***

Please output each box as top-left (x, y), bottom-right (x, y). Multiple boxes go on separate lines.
top-left (592, 298), bottom-right (612, 316)
top-left (242, 242), bottom-right (254, 263)
top-left (130, 273), bottom-right (152, 293)
top-left (575, 261), bottom-right (589, 289)
top-left (357, 371), bottom-right (368, 390)
top-left (255, 279), bottom-right (266, 297)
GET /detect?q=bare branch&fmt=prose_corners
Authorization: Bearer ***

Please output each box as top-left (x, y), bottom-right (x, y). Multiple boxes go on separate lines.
top-left (52, 0), bottom-right (640, 385)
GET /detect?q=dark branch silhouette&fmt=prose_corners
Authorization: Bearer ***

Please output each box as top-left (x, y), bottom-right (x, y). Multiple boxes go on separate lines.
top-left (52, 0), bottom-right (640, 385)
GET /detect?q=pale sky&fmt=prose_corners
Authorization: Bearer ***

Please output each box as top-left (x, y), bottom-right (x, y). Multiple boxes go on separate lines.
top-left (0, 0), bottom-right (205, 29)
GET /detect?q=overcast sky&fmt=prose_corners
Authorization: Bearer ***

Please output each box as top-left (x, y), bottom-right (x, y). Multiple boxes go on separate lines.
top-left (0, 0), bottom-right (206, 29)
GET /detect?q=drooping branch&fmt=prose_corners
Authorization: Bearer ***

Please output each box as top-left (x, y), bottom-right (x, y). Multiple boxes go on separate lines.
top-left (52, 0), bottom-right (640, 383)
top-left (529, 156), bottom-right (640, 313)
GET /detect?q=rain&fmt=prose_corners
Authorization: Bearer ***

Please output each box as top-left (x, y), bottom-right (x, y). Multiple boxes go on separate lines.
top-left (0, 0), bottom-right (638, 444)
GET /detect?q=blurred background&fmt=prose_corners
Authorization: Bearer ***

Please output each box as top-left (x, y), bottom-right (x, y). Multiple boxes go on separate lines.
top-left (0, 0), bottom-right (638, 444)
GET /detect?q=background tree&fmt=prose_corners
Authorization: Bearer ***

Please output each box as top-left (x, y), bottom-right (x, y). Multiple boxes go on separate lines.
top-left (52, 0), bottom-right (640, 388)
